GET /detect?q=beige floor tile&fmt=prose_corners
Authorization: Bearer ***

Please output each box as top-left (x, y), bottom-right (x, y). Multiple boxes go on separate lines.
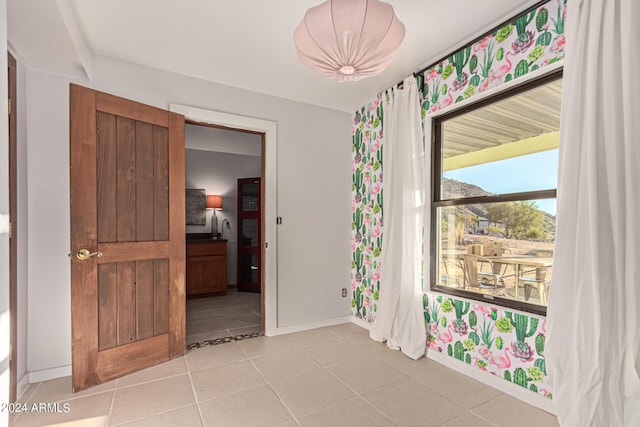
top-left (199, 384), bottom-right (292, 427)
top-left (209, 304), bottom-right (250, 317)
top-left (191, 360), bottom-right (265, 402)
top-left (13, 391), bottom-right (113, 427)
top-left (110, 374), bottom-right (195, 425)
top-left (252, 348), bottom-right (322, 383)
top-left (286, 328), bottom-right (340, 348)
top-left (365, 378), bottom-right (465, 426)
top-left (114, 405), bottom-right (202, 426)
top-left (271, 370), bottom-right (357, 418)
top-left (298, 397), bottom-right (394, 427)
top-left (186, 341), bottom-right (247, 372)
top-left (329, 358), bottom-right (408, 395)
top-left (222, 313), bottom-right (261, 329)
top-left (325, 323), bottom-right (369, 339)
top-left (345, 335), bottom-right (392, 358)
top-left (26, 375), bottom-right (116, 405)
top-left (16, 383), bottom-right (39, 403)
top-left (237, 335), bottom-right (298, 359)
top-left (274, 421), bottom-right (300, 427)
top-left (375, 347), bottom-right (443, 377)
top-left (187, 317), bottom-right (233, 335)
top-left (416, 366), bottom-right (503, 409)
top-left (440, 412), bottom-right (495, 427)
top-left (471, 394), bottom-right (559, 427)
top-left (228, 325), bottom-right (263, 336)
top-left (302, 339), bottom-right (361, 368)
top-left (116, 357), bottom-right (187, 388)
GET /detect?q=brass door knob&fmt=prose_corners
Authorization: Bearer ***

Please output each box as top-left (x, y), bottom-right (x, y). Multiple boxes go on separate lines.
top-left (76, 249), bottom-right (103, 260)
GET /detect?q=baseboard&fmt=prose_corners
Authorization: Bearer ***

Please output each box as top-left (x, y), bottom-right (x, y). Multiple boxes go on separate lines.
top-left (274, 315), bottom-right (351, 335)
top-left (426, 349), bottom-right (555, 414)
top-left (28, 365), bottom-right (71, 384)
top-left (350, 316), bottom-right (372, 330)
top-left (17, 374), bottom-right (30, 400)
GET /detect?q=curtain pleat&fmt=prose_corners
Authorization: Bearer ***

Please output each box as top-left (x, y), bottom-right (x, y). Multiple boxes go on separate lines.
top-left (369, 76), bottom-right (426, 360)
top-left (546, 0), bottom-right (640, 425)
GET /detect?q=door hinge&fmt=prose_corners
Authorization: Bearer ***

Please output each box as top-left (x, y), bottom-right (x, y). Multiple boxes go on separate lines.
top-left (9, 344), bottom-right (12, 362)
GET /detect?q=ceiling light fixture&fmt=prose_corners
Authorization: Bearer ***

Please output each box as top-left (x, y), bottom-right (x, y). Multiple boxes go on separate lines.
top-left (294, 0), bottom-right (405, 82)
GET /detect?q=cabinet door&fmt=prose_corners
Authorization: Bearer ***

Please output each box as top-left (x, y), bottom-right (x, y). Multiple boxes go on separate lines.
top-left (237, 178), bottom-right (261, 292)
top-left (186, 255), bottom-right (226, 296)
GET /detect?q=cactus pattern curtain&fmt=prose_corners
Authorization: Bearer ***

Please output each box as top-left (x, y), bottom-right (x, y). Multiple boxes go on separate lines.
top-left (369, 77), bottom-right (426, 360)
top-left (546, 0), bottom-right (640, 425)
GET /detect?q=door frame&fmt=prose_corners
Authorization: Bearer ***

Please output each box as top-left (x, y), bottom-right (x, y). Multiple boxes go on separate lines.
top-left (170, 104), bottom-right (277, 336)
top-left (8, 51), bottom-right (17, 403)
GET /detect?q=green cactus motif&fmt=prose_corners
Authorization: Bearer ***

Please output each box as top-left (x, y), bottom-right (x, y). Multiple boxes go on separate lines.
top-left (504, 370), bottom-right (512, 382)
top-left (537, 31), bottom-right (552, 46)
top-left (353, 287), bottom-right (364, 315)
top-left (469, 311), bottom-right (478, 329)
top-left (455, 96), bottom-right (464, 103)
top-left (528, 45), bottom-right (546, 62)
top-left (495, 336), bottom-right (504, 350)
top-left (423, 294), bottom-right (428, 309)
top-left (441, 299), bottom-right (454, 313)
top-left (440, 317), bottom-right (447, 327)
top-left (530, 384), bottom-right (538, 393)
top-left (513, 367), bottom-right (529, 388)
top-left (496, 46), bottom-right (504, 61)
top-left (535, 358), bottom-right (547, 375)
top-left (464, 86), bottom-right (476, 98)
top-left (353, 128), bottom-right (363, 155)
top-left (469, 54), bottom-right (478, 73)
top-left (430, 299), bottom-right (441, 327)
top-left (468, 331), bottom-right (480, 345)
top-left (536, 8), bottom-right (549, 31)
top-left (452, 300), bottom-right (470, 320)
top-left (535, 334), bottom-right (546, 356)
top-left (465, 353), bottom-right (472, 365)
top-left (515, 11), bottom-right (535, 37)
top-left (454, 341), bottom-right (465, 361)
top-left (352, 169), bottom-right (363, 198)
top-left (447, 344), bottom-right (453, 357)
top-left (469, 75), bottom-right (480, 87)
top-left (450, 46), bottom-right (471, 76)
top-left (514, 60), bottom-right (529, 78)
top-left (506, 312), bottom-right (539, 342)
top-left (480, 39), bottom-right (496, 79)
top-left (441, 84), bottom-right (448, 96)
top-left (505, 74), bottom-right (513, 82)
top-left (495, 317), bottom-right (513, 333)
top-left (429, 77), bottom-right (442, 104)
top-left (527, 366), bottom-right (545, 382)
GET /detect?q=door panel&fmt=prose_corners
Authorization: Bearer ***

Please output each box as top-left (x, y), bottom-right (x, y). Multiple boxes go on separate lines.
top-left (70, 84), bottom-right (185, 391)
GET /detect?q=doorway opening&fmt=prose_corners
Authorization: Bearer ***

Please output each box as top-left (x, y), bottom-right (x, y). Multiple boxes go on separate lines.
top-left (171, 103), bottom-right (278, 338)
top-left (184, 123), bottom-right (264, 346)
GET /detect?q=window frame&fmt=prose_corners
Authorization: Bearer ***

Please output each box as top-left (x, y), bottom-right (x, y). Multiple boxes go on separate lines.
top-left (430, 69), bottom-right (563, 315)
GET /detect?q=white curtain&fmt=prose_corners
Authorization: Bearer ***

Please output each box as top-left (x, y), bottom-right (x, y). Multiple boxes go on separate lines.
top-left (546, 0), bottom-right (640, 425)
top-left (369, 76), bottom-right (426, 360)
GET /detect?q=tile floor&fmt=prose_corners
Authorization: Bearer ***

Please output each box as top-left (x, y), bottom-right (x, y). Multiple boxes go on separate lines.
top-left (186, 288), bottom-right (262, 346)
top-left (10, 323), bottom-right (559, 427)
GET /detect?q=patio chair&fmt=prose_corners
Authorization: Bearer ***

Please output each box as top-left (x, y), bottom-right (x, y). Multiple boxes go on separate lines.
top-left (461, 254), bottom-right (505, 289)
top-left (519, 267), bottom-right (550, 305)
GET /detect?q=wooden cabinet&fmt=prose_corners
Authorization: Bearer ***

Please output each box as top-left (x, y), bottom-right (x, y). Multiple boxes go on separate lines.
top-left (186, 238), bottom-right (228, 297)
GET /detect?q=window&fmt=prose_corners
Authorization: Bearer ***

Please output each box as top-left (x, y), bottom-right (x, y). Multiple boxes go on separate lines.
top-left (431, 71), bottom-right (562, 314)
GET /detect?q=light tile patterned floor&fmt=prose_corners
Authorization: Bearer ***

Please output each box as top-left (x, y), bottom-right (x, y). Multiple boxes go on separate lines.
top-left (186, 288), bottom-right (262, 346)
top-left (10, 323), bottom-right (559, 426)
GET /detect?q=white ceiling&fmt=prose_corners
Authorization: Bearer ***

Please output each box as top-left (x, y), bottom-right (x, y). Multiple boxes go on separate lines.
top-left (8, 0), bottom-right (537, 112)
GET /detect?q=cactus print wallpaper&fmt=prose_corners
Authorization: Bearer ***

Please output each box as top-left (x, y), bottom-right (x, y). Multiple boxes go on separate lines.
top-left (424, 294), bottom-right (551, 398)
top-left (350, 0), bottom-right (566, 398)
top-left (351, 97), bottom-right (384, 323)
top-left (419, 0), bottom-right (566, 115)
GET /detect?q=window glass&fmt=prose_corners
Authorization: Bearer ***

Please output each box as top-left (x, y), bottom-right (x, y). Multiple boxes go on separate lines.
top-left (432, 74), bottom-right (561, 313)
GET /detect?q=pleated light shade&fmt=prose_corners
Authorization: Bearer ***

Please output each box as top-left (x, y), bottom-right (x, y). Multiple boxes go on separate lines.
top-left (294, 0), bottom-right (405, 82)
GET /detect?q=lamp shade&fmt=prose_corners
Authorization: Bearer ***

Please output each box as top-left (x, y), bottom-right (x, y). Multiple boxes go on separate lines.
top-left (206, 195), bottom-right (223, 209)
top-left (294, 0), bottom-right (405, 82)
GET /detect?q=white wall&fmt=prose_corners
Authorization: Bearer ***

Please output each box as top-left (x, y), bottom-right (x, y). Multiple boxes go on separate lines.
top-left (185, 147), bottom-right (262, 285)
top-left (22, 54), bottom-right (352, 375)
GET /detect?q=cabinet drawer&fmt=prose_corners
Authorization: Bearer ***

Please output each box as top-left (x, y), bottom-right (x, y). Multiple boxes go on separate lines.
top-left (186, 241), bottom-right (227, 257)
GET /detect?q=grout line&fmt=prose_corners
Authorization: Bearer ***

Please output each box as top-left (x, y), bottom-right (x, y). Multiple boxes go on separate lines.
top-left (184, 355), bottom-right (207, 427)
top-left (107, 388), bottom-right (117, 425)
top-left (109, 403), bottom-right (196, 426)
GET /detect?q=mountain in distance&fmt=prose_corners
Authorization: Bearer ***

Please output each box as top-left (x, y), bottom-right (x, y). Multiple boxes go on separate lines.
top-left (442, 177), bottom-right (557, 239)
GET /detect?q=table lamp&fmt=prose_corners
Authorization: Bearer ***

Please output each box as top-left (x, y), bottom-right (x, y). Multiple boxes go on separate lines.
top-left (206, 195), bottom-right (223, 238)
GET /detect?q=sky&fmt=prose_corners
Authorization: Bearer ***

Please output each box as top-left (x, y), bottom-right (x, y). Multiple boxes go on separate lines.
top-left (444, 149), bottom-right (558, 215)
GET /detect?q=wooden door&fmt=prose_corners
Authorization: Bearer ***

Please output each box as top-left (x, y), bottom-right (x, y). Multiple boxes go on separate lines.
top-left (237, 178), bottom-right (261, 292)
top-left (70, 84), bottom-right (185, 392)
